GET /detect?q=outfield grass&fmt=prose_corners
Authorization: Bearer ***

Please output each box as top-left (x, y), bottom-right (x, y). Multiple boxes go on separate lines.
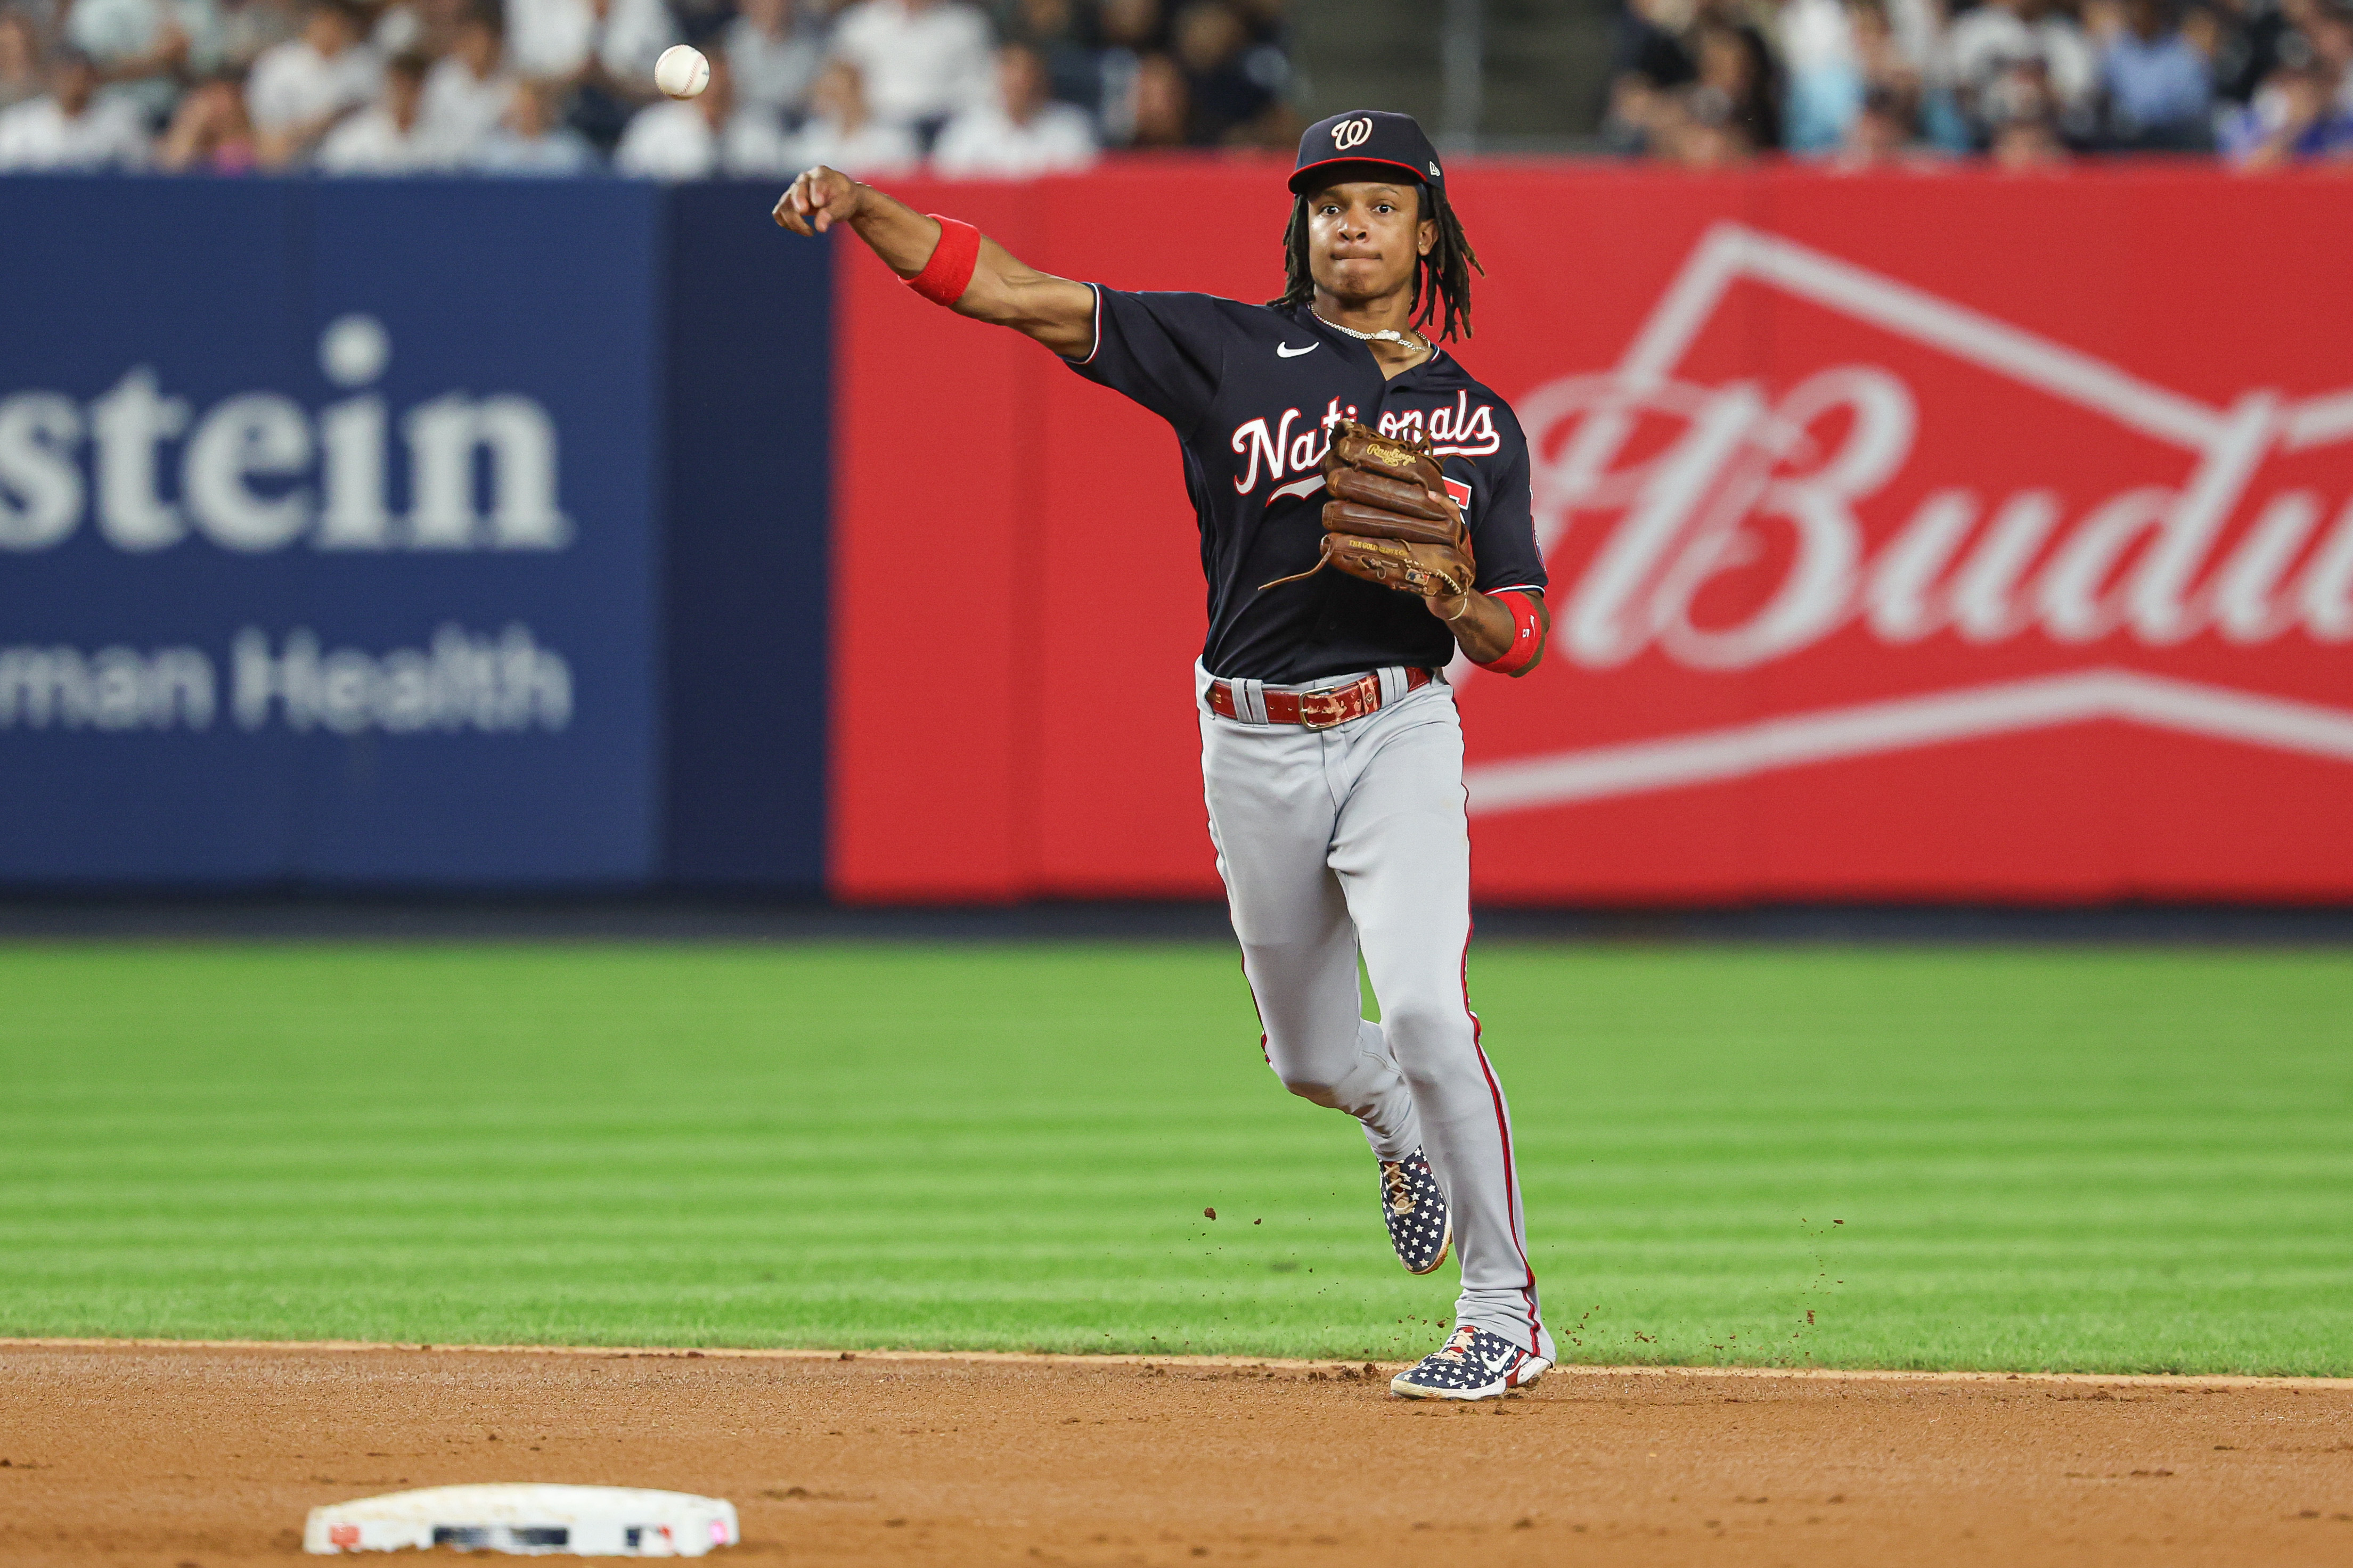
top-left (1, 942), bottom-right (2348, 1375)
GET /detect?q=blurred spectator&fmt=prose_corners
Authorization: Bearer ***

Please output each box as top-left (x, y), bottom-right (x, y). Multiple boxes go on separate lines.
top-left (1100, 0), bottom-right (1170, 52)
top-left (315, 44), bottom-right (435, 167)
top-left (1125, 44), bottom-right (1187, 144)
top-left (2298, 0), bottom-right (2353, 108)
top-left (1604, 69), bottom-right (1703, 161)
top-left (1093, 0), bottom-right (1171, 143)
top-left (2193, 0), bottom-right (2275, 101)
top-left (215, 0), bottom-right (301, 72)
top-left (0, 0), bottom-right (55, 38)
top-left (1885, 0), bottom-right (1947, 74)
top-left (415, 3), bottom-right (509, 161)
top-left (1608, 0), bottom-right (1699, 100)
top-left (1984, 52), bottom-right (2072, 159)
top-left (1171, 0), bottom-right (1288, 145)
top-left (2099, 0), bottom-right (2214, 144)
top-left (1943, 0), bottom-right (2098, 142)
top-left (2178, 1), bottom-right (2231, 77)
top-left (1838, 80), bottom-right (1926, 160)
top-left (725, 0), bottom-right (821, 121)
top-left (827, 0), bottom-right (992, 137)
top-left (0, 47), bottom-right (152, 166)
top-left (783, 55), bottom-right (918, 171)
top-left (64, 0), bottom-right (214, 125)
top-left (1694, 18), bottom-right (1778, 148)
top-left (599, 0), bottom-right (683, 97)
top-left (1607, 0), bottom-right (1782, 153)
top-left (1849, 0), bottom-right (1927, 122)
top-left (1228, 0), bottom-right (1288, 40)
top-left (247, 0), bottom-right (380, 165)
top-left (509, 0), bottom-right (675, 151)
top-left (1781, 0), bottom-right (1860, 150)
top-left (1601, 68), bottom-right (1668, 152)
top-left (998, 0), bottom-right (1104, 111)
top-left (0, 9), bottom-right (45, 111)
top-left (668, 0), bottom-right (734, 51)
top-left (1660, 70), bottom-right (1756, 163)
top-left (470, 75), bottom-right (598, 170)
top-left (505, 0), bottom-right (675, 89)
top-left (2219, 53), bottom-right (2353, 157)
top-left (371, 0), bottom-right (424, 54)
top-left (932, 38), bottom-right (1094, 174)
top-left (156, 70), bottom-right (257, 166)
top-left (616, 48), bottom-right (791, 175)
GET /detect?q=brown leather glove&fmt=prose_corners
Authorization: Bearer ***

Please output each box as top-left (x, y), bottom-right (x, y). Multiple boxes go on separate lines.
top-left (1261, 421), bottom-right (1475, 597)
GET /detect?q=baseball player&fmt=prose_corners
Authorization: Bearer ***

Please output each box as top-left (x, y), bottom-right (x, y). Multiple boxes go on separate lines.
top-left (777, 109), bottom-right (1552, 1400)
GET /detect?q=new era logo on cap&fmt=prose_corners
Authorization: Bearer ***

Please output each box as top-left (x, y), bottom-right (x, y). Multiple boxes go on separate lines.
top-left (1290, 110), bottom-right (1444, 194)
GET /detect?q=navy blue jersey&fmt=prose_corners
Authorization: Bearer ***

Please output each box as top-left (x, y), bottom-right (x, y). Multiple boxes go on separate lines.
top-left (1065, 287), bottom-right (1547, 685)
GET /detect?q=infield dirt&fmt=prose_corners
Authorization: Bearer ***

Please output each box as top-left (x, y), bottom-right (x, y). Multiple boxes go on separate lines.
top-left (4, 1342), bottom-right (2350, 1567)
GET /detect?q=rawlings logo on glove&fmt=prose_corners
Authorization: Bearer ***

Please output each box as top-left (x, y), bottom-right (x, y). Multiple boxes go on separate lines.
top-left (1261, 421), bottom-right (1475, 598)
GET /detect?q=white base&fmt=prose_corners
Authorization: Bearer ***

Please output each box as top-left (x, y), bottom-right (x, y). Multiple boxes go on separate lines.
top-left (304, 1484), bottom-right (739, 1556)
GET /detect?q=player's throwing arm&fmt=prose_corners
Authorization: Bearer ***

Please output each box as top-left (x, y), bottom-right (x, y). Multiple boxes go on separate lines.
top-left (774, 167), bottom-right (1096, 357)
top-left (777, 112), bottom-right (1554, 1401)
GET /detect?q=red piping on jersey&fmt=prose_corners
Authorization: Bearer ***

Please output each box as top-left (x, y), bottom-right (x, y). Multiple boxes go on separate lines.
top-left (906, 216), bottom-right (981, 307)
top-left (1460, 835), bottom-right (1543, 1347)
top-left (1473, 590), bottom-right (1545, 677)
top-left (1071, 282), bottom-right (1104, 366)
top-left (1238, 949), bottom-right (1271, 1068)
top-left (1213, 822), bottom-right (1273, 1066)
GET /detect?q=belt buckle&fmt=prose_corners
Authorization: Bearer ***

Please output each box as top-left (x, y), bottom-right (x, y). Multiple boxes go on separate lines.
top-left (1297, 680), bottom-right (1361, 730)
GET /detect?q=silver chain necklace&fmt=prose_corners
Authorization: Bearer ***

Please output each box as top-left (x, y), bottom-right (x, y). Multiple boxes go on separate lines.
top-left (1313, 313), bottom-right (1431, 353)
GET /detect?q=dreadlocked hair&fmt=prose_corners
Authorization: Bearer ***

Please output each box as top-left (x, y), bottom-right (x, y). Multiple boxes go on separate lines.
top-left (1268, 180), bottom-right (1485, 341)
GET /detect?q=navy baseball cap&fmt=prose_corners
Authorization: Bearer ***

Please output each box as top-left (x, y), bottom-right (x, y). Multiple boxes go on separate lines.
top-left (1288, 110), bottom-right (1444, 195)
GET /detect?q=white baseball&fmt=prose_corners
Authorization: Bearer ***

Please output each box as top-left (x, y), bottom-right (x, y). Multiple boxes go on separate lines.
top-left (655, 44), bottom-right (710, 99)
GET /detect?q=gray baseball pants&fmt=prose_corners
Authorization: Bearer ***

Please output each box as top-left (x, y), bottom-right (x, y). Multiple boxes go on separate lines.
top-left (1195, 661), bottom-right (1551, 1360)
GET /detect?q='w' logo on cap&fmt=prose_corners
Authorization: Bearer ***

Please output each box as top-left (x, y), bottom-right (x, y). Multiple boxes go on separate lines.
top-left (1332, 117), bottom-right (1373, 150)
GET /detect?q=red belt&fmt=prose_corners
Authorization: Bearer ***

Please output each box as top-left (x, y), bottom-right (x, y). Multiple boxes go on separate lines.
top-left (1206, 667), bottom-right (1434, 730)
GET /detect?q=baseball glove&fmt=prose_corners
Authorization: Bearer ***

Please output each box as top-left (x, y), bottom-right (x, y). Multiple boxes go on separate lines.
top-left (1260, 421), bottom-right (1475, 598)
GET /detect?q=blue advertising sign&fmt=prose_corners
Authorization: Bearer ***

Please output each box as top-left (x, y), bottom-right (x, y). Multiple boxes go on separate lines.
top-left (659, 181), bottom-right (833, 893)
top-left (0, 178), bottom-right (665, 884)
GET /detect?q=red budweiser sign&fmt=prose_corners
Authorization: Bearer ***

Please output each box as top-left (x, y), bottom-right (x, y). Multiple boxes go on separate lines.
top-left (833, 168), bottom-right (2353, 902)
top-left (1457, 178), bottom-right (2353, 901)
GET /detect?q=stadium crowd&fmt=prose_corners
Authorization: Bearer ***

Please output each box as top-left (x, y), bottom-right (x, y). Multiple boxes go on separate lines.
top-left (1, 0), bottom-right (2346, 176)
top-left (1607, 0), bottom-right (2353, 166)
top-left (0, 0), bottom-right (1296, 175)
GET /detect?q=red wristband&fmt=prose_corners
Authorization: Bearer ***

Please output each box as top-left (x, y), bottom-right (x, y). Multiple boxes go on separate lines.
top-left (904, 216), bottom-right (981, 307)
top-left (1474, 590), bottom-right (1545, 676)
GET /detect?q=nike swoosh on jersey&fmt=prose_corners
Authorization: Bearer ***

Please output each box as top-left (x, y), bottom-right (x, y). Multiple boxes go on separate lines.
top-left (1276, 342), bottom-right (1319, 358)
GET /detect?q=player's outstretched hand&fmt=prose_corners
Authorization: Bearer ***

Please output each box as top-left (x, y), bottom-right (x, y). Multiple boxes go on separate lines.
top-left (773, 167), bottom-right (862, 236)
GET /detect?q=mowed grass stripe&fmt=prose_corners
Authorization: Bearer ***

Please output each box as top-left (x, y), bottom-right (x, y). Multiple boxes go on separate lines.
top-left (0, 942), bottom-right (2347, 1372)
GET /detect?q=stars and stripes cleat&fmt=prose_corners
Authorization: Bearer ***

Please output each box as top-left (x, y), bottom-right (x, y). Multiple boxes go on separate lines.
top-left (1378, 1148), bottom-right (1452, 1275)
top-left (1388, 1325), bottom-right (1551, 1401)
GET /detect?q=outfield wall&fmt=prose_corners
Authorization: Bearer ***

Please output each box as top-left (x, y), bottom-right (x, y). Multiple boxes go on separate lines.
top-left (0, 178), bottom-right (827, 889)
top-left (4, 167), bottom-right (2350, 900)
top-left (833, 165), bottom-right (2353, 906)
